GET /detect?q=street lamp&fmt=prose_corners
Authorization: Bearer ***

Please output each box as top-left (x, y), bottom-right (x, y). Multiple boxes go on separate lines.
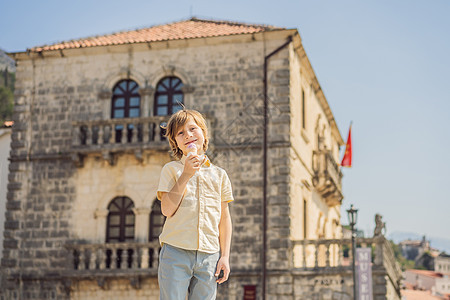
top-left (347, 204), bottom-right (358, 300)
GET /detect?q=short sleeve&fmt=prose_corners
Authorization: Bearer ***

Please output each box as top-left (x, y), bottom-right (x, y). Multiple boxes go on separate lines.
top-left (157, 164), bottom-right (177, 200)
top-left (221, 172), bottom-right (234, 203)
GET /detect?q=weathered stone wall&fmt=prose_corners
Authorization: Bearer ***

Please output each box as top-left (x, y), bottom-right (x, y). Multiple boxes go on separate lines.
top-left (70, 278), bottom-right (159, 300)
top-left (1, 34), bottom-right (295, 298)
top-left (0, 128), bottom-right (11, 261)
top-left (72, 153), bottom-right (170, 243)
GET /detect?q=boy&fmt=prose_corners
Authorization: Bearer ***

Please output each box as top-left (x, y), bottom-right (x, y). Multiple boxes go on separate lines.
top-left (157, 109), bottom-right (233, 300)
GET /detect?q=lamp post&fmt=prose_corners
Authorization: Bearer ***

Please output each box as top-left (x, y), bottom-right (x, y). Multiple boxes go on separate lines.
top-left (347, 204), bottom-right (358, 300)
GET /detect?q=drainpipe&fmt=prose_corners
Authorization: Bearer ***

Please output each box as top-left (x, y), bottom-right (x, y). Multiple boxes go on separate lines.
top-left (262, 36), bottom-right (292, 300)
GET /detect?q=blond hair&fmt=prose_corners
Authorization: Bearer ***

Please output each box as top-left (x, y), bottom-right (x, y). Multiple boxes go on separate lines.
top-left (165, 109), bottom-right (209, 159)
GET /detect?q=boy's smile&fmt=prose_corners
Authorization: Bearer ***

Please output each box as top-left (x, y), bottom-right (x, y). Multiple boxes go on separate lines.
top-left (175, 119), bottom-right (205, 156)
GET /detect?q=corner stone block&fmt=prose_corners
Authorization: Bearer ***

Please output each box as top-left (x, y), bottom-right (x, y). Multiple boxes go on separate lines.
top-left (4, 221), bottom-right (19, 230)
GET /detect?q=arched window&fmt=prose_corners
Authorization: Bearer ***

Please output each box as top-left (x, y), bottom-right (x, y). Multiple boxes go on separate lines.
top-left (111, 80), bottom-right (141, 143)
top-left (149, 200), bottom-right (166, 241)
top-left (154, 76), bottom-right (184, 116)
top-left (111, 80), bottom-right (140, 119)
top-left (106, 197), bottom-right (135, 243)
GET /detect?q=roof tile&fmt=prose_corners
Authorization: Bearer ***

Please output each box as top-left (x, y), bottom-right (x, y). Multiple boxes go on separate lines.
top-left (31, 18), bottom-right (282, 52)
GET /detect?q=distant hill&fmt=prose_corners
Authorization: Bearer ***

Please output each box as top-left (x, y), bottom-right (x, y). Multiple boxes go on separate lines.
top-left (389, 231), bottom-right (450, 254)
top-left (0, 48), bottom-right (15, 72)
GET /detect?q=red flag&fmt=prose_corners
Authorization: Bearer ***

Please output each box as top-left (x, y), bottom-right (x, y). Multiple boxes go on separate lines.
top-left (341, 124), bottom-right (352, 167)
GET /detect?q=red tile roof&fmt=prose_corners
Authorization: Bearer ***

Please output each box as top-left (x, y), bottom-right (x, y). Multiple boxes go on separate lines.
top-left (31, 18), bottom-right (283, 52)
top-left (2, 121), bottom-right (13, 128)
top-left (401, 289), bottom-right (443, 300)
top-left (406, 269), bottom-right (443, 278)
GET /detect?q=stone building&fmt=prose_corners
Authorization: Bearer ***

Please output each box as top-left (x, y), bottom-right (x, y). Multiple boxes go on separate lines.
top-left (0, 123), bottom-right (12, 262)
top-left (1, 18), bottom-right (401, 299)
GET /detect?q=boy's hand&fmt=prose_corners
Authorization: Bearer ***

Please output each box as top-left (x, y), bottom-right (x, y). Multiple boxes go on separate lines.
top-left (183, 154), bottom-right (201, 176)
top-left (215, 256), bottom-right (230, 284)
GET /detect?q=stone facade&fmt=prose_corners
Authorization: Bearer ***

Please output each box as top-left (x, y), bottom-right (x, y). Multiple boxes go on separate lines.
top-left (1, 20), bottom-right (401, 299)
top-left (0, 127), bottom-right (11, 263)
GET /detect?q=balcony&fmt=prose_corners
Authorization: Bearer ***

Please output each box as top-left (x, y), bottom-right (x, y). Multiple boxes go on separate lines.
top-left (312, 149), bottom-right (343, 206)
top-left (292, 236), bottom-right (402, 298)
top-left (64, 241), bottom-right (161, 288)
top-left (71, 116), bottom-right (170, 166)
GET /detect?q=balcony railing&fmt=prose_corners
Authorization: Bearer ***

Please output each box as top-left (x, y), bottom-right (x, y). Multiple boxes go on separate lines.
top-left (63, 241), bottom-right (161, 289)
top-left (312, 149), bottom-right (343, 206)
top-left (71, 116), bottom-right (171, 166)
top-left (292, 236), bottom-right (402, 277)
top-left (65, 241), bottom-right (161, 273)
top-left (72, 116), bottom-right (170, 152)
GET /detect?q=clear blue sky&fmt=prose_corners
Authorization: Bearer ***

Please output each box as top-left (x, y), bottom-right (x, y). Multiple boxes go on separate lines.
top-left (1, 0), bottom-right (449, 240)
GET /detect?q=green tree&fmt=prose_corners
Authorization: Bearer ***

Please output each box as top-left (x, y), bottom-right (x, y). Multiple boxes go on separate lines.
top-left (390, 240), bottom-right (416, 270)
top-left (0, 86), bottom-right (14, 122)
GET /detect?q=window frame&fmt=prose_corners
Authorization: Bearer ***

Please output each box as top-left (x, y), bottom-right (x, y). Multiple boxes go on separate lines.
top-left (111, 79), bottom-right (141, 119)
top-left (154, 76), bottom-right (184, 116)
top-left (106, 196), bottom-right (135, 243)
top-left (149, 199), bottom-right (166, 241)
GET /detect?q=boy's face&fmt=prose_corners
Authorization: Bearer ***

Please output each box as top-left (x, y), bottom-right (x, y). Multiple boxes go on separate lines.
top-left (175, 118), bottom-right (205, 156)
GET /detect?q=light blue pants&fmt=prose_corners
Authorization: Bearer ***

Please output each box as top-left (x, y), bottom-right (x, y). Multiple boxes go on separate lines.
top-left (158, 243), bottom-right (220, 300)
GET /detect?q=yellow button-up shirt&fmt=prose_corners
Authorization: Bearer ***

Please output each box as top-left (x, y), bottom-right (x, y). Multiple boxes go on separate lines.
top-left (157, 155), bottom-right (234, 253)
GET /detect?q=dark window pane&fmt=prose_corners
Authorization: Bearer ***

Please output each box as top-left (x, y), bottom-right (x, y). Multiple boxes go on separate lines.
top-left (125, 215), bottom-right (135, 224)
top-left (157, 84), bottom-right (167, 92)
top-left (129, 109), bottom-right (140, 118)
top-left (109, 203), bottom-right (120, 212)
top-left (173, 94), bottom-right (183, 104)
top-left (111, 80), bottom-right (141, 119)
top-left (109, 215), bottom-right (120, 226)
top-left (113, 87), bottom-right (122, 95)
top-left (171, 78), bottom-right (180, 88)
top-left (107, 197), bottom-right (135, 243)
top-left (125, 227), bottom-right (134, 236)
top-left (157, 106), bottom-right (168, 115)
top-left (109, 227), bottom-right (119, 238)
top-left (157, 95), bottom-right (168, 105)
top-left (119, 81), bottom-right (127, 91)
top-left (175, 82), bottom-right (184, 91)
top-left (154, 77), bottom-right (184, 116)
top-left (130, 97), bottom-right (140, 107)
top-left (129, 81), bottom-right (138, 92)
top-left (115, 98), bottom-right (125, 108)
top-left (124, 198), bottom-right (133, 208)
top-left (149, 200), bottom-right (166, 241)
top-left (114, 109), bottom-right (124, 118)
top-left (173, 79), bottom-right (183, 90)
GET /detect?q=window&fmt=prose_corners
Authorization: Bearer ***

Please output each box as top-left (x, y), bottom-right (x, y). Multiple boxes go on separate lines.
top-left (303, 199), bottom-right (307, 239)
top-left (111, 80), bottom-right (141, 143)
top-left (149, 199), bottom-right (166, 241)
top-left (154, 76), bottom-right (184, 116)
top-left (301, 89), bottom-right (306, 129)
top-left (106, 197), bottom-right (135, 243)
top-left (112, 80), bottom-right (140, 119)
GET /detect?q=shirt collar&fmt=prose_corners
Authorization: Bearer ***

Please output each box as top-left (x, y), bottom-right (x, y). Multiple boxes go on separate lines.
top-left (180, 154), bottom-right (211, 167)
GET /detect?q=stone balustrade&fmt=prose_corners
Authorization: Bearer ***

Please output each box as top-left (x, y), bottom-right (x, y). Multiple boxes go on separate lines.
top-left (292, 236), bottom-right (403, 299)
top-left (312, 149), bottom-right (343, 206)
top-left (65, 241), bottom-right (161, 273)
top-left (71, 116), bottom-right (170, 153)
top-left (292, 236), bottom-right (402, 279)
top-left (70, 116), bottom-right (171, 166)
